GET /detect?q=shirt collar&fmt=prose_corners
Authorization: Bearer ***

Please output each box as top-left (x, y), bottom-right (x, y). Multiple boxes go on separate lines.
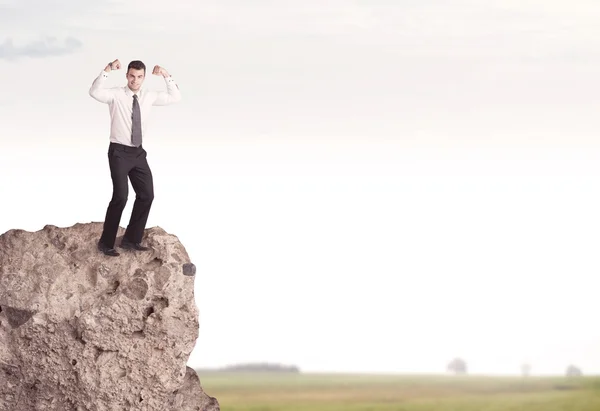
top-left (124, 86), bottom-right (143, 98)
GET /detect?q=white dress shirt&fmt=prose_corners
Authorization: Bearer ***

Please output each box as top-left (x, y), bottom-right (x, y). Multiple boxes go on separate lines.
top-left (89, 70), bottom-right (181, 147)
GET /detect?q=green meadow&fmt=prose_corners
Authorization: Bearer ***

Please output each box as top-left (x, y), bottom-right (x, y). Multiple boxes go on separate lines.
top-left (197, 372), bottom-right (600, 411)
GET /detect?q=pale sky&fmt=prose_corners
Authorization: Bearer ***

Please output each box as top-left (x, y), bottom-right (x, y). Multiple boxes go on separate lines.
top-left (2, 0), bottom-right (600, 376)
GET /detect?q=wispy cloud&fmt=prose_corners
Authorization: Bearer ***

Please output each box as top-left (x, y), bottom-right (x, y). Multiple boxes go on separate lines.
top-left (0, 0), bottom-right (110, 55)
top-left (0, 36), bottom-right (83, 60)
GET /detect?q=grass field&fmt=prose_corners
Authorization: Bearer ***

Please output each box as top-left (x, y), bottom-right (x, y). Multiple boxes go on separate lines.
top-left (196, 371), bottom-right (600, 411)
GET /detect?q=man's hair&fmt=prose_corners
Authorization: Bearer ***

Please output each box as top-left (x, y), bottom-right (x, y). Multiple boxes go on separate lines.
top-left (128, 60), bottom-right (146, 73)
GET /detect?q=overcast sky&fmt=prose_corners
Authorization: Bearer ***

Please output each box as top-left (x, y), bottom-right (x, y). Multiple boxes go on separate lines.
top-left (2, 0), bottom-right (600, 376)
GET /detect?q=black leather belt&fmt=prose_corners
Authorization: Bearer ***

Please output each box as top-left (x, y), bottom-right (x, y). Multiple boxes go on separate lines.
top-left (109, 142), bottom-right (143, 152)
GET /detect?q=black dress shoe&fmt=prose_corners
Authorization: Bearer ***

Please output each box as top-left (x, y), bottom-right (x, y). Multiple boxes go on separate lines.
top-left (97, 241), bottom-right (120, 257)
top-left (119, 238), bottom-right (150, 251)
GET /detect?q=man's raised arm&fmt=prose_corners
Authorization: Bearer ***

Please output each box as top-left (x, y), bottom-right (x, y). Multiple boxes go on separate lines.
top-left (152, 65), bottom-right (182, 106)
top-left (89, 59), bottom-right (121, 104)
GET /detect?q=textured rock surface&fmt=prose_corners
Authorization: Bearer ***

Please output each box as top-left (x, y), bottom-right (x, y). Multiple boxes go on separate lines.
top-left (0, 222), bottom-right (219, 411)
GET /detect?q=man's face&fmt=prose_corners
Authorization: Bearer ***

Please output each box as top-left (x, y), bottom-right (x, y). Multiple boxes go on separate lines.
top-left (126, 68), bottom-right (145, 92)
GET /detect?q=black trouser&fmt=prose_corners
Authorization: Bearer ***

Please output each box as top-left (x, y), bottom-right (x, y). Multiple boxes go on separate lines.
top-left (99, 142), bottom-right (154, 248)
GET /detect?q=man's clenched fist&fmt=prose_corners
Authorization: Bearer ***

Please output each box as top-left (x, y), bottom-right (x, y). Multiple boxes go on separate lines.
top-left (152, 65), bottom-right (170, 77)
top-left (104, 59), bottom-right (121, 72)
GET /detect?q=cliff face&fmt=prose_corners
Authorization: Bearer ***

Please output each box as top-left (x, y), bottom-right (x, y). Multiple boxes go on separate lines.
top-left (0, 223), bottom-right (219, 411)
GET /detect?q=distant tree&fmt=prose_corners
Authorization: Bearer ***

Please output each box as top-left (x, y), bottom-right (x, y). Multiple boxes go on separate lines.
top-left (220, 362), bottom-right (300, 373)
top-left (521, 363), bottom-right (531, 377)
top-left (447, 358), bottom-right (467, 375)
top-left (566, 365), bottom-right (582, 377)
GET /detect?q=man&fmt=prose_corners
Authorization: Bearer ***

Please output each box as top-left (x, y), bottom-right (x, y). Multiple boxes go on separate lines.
top-left (89, 59), bottom-right (181, 257)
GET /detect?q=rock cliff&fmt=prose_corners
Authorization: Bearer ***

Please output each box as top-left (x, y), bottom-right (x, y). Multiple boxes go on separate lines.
top-left (0, 222), bottom-right (219, 411)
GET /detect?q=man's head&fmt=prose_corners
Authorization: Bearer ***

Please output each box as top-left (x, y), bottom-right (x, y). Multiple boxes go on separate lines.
top-left (126, 60), bottom-right (146, 92)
